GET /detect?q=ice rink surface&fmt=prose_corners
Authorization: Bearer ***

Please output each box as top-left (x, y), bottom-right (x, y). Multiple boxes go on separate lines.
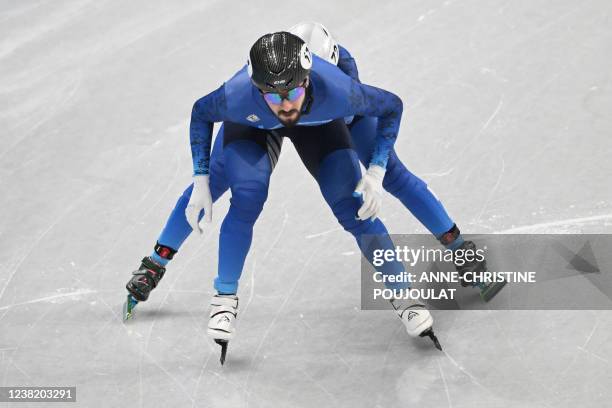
top-left (1, 1), bottom-right (612, 407)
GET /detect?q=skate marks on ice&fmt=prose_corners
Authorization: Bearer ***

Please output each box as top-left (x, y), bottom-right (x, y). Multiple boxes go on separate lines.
top-left (126, 239), bottom-right (219, 407)
top-left (2, 0), bottom-right (612, 407)
top-left (0, 185), bottom-right (102, 309)
top-left (495, 213), bottom-right (612, 234)
top-left (0, 288), bottom-right (96, 312)
top-left (412, 310), bottom-right (612, 408)
top-left (243, 240), bottom-right (328, 407)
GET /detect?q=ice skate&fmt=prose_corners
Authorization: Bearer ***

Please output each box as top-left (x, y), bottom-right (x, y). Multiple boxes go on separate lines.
top-left (454, 240), bottom-right (506, 302)
top-left (123, 257), bottom-right (166, 321)
top-left (207, 294), bottom-right (238, 365)
top-left (391, 298), bottom-right (442, 350)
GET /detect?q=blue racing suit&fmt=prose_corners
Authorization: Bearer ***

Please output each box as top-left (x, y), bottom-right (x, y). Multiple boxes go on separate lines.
top-left (153, 49), bottom-right (456, 294)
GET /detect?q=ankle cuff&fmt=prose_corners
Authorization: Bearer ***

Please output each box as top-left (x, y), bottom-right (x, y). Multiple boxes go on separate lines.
top-left (154, 242), bottom-right (177, 260)
top-left (439, 224), bottom-right (460, 246)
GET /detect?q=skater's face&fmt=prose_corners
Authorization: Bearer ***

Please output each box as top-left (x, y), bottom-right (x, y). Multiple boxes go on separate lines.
top-left (261, 78), bottom-right (308, 127)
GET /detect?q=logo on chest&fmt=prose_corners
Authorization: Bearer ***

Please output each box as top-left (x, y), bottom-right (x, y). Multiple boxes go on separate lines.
top-left (247, 114), bottom-right (260, 123)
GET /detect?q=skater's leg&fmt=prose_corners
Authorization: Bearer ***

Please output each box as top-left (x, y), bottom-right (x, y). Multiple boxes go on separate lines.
top-left (214, 123), bottom-right (273, 294)
top-left (288, 119), bottom-right (439, 345)
top-left (153, 125), bottom-right (230, 265)
top-left (288, 120), bottom-right (405, 287)
top-left (317, 151), bottom-right (440, 344)
top-left (350, 117), bottom-right (503, 300)
top-left (317, 149), bottom-right (406, 285)
top-left (125, 126), bottom-right (230, 310)
top-left (207, 124), bottom-right (281, 357)
top-left (349, 116), bottom-right (455, 239)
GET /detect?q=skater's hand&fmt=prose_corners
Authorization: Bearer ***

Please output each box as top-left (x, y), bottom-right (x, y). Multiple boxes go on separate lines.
top-left (353, 164), bottom-right (385, 221)
top-left (186, 175), bottom-right (213, 234)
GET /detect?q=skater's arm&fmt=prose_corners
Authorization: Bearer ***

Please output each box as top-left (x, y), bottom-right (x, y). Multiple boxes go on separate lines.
top-left (190, 85), bottom-right (227, 176)
top-left (348, 81), bottom-right (403, 169)
top-left (337, 45), bottom-right (360, 83)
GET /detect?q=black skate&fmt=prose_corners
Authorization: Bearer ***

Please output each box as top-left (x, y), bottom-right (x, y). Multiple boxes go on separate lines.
top-left (454, 240), bottom-right (506, 302)
top-left (123, 257), bottom-right (166, 321)
top-left (419, 328), bottom-right (442, 351)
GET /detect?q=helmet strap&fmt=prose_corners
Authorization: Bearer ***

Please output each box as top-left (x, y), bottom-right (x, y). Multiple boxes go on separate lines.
top-left (301, 79), bottom-right (314, 115)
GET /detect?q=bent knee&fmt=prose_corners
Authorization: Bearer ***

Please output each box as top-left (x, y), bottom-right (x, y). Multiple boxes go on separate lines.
top-left (383, 166), bottom-right (426, 196)
top-left (229, 180), bottom-right (269, 223)
top-left (328, 197), bottom-right (373, 236)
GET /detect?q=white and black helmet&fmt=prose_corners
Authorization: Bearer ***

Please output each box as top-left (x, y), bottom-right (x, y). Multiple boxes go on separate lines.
top-left (288, 21), bottom-right (339, 66)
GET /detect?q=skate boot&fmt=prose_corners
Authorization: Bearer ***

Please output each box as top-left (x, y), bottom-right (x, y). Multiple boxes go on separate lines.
top-left (123, 257), bottom-right (166, 321)
top-left (440, 225), bottom-right (506, 302)
top-left (207, 294), bottom-right (238, 365)
top-left (453, 240), bottom-right (506, 302)
top-left (391, 298), bottom-right (442, 350)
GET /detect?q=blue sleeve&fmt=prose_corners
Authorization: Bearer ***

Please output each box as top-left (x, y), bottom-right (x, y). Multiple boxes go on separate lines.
top-left (190, 85), bottom-right (227, 175)
top-left (337, 45), bottom-right (360, 83)
top-left (347, 81), bottom-right (403, 169)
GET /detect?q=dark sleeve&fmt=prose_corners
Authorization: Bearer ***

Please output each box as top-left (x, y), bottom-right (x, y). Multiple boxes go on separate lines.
top-left (347, 81), bottom-right (403, 168)
top-left (190, 85), bottom-right (227, 175)
top-left (337, 45), bottom-right (360, 83)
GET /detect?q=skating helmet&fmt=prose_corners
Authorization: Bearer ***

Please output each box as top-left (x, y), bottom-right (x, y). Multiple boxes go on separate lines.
top-left (247, 31), bottom-right (312, 92)
top-left (289, 21), bottom-right (339, 66)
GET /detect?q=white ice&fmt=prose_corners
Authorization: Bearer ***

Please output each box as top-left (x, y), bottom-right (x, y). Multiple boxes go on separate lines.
top-left (1, 1), bottom-right (612, 407)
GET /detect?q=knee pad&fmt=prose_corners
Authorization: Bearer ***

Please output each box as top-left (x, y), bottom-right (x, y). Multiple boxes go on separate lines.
top-left (223, 140), bottom-right (272, 225)
top-left (383, 164), bottom-right (427, 197)
top-left (329, 196), bottom-right (378, 237)
top-left (228, 180), bottom-right (269, 224)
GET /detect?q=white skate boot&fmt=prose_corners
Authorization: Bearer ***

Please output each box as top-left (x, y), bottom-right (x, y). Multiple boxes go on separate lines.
top-left (207, 294), bottom-right (238, 365)
top-left (391, 299), bottom-right (442, 350)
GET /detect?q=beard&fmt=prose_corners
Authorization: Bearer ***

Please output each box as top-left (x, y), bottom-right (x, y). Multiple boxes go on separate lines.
top-left (277, 109), bottom-right (301, 127)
